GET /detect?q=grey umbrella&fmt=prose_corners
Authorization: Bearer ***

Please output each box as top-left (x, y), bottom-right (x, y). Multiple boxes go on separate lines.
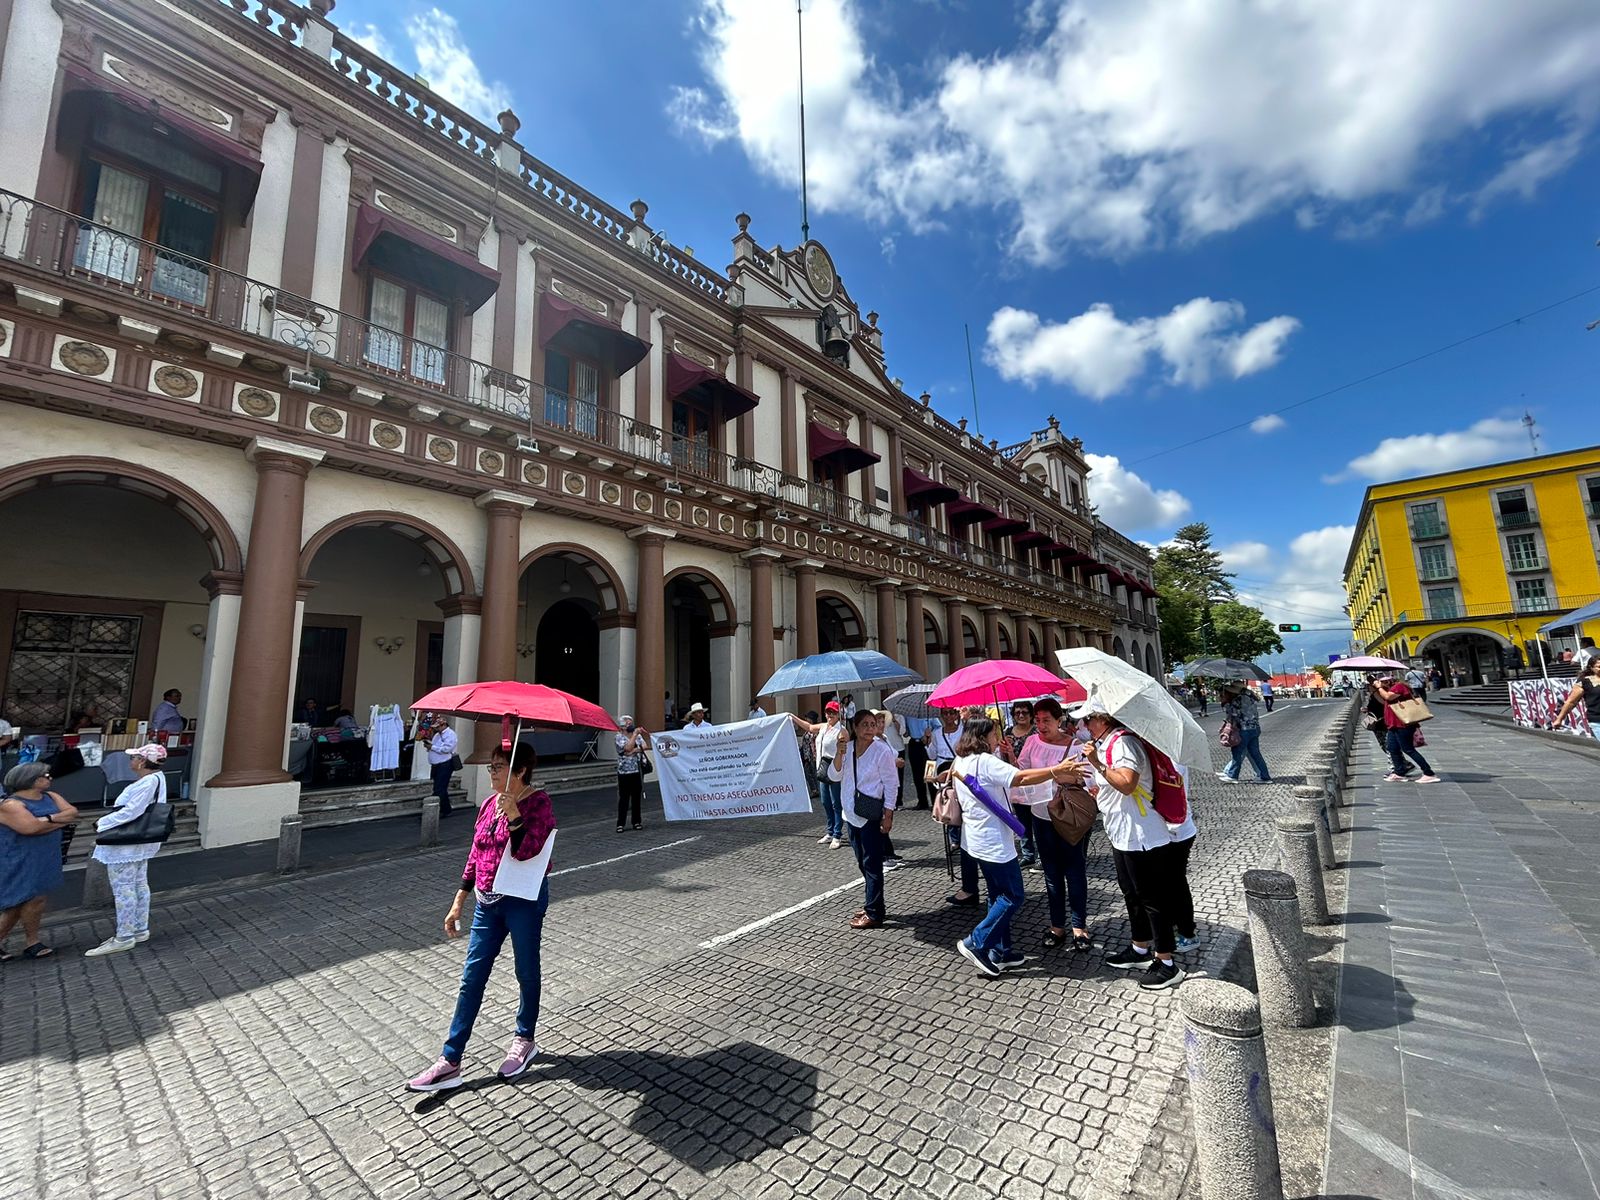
top-left (882, 683), bottom-right (941, 720)
top-left (1183, 657), bottom-right (1270, 682)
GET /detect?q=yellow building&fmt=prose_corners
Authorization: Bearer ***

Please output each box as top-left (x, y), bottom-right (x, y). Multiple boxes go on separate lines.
top-left (1343, 446), bottom-right (1600, 683)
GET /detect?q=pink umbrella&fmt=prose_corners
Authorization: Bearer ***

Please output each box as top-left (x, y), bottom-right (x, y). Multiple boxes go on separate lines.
top-left (1327, 655), bottom-right (1407, 672)
top-left (928, 658), bottom-right (1088, 709)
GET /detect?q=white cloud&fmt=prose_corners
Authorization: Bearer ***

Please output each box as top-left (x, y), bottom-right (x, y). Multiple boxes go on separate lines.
top-left (1220, 541), bottom-right (1273, 572)
top-left (675, 0), bottom-right (1600, 262)
top-left (1084, 453), bottom-right (1192, 532)
top-left (1334, 417), bottom-right (1525, 482)
top-left (1232, 524), bottom-right (1355, 633)
top-left (1250, 413), bottom-right (1287, 434)
top-left (346, 21), bottom-right (395, 62)
top-left (985, 297), bottom-right (1298, 398)
top-left (404, 9), bottom-right (511, 120)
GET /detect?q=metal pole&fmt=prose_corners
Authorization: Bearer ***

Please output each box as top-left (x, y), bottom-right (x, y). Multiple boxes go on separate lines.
top-left (797, 0), bottom-right (810, 244)
top-left (964, 323), bottom-right (981, 437)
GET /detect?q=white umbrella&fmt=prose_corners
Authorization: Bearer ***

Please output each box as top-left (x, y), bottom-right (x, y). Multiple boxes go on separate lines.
top-left (1055, 646), bottom-right (1209, 771)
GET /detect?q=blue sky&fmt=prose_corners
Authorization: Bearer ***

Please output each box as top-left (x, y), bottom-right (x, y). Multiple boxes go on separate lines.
top-left (332, 0), bottom-right (1600, 663)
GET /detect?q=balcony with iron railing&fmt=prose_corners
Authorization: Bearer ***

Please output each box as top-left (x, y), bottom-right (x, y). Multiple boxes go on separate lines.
top-left (0, 190), bottom-right (1107, 615)
top-left (1385, 592), bottom-right (1600, 633)
top-left (1505, 553), bottom-right (1547, 574)
top-left (1408, 516), bottom-right (1449, 540)
top-left (1417, 564), bottom-right (1457, 583)
top-left (1495, 507), bottom-right (1539, 530)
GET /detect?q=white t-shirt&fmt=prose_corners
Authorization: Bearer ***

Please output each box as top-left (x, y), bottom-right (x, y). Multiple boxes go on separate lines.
top-left (953, 752), bottom-right (1022, 863)
top-left (748, 705), bottom-right (768, 719)
top-left (816, 721), bottom-right (844, 766)
top-left (1167, 766), bottom-right (1197, 841)
top-left (880, 714), bottom-right (907, 753)
top-left (0, 718), bottom-right (14, 741)
top-left (926, 724), bottom-right (959, 764)
top-left (1015, 735), bottom-right (1075, 818)
top-left (1095, 732), bottom-right (1173, 852)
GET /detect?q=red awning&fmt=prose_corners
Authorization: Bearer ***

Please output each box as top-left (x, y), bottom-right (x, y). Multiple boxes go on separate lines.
top-left (945, 498), bottom-right (1000, 527)
top-left (1082, 561), bottom-right (1112, 577)
top-left (1041, 542), bottom-right (1078, 559)
top-left (806, 421), bottom-right (880, 473)
top-left (902, 466), bottom-right (960, 506)
top-left (62, 65), bottom-right (265, 214)
top-left (982, 515), bottom-right (1030, 538)
top-left (353, 204), bottom-right (501, 314)
top-left (666, 352), bottom-right (759, 419)
top-left (537, 291), bottom-right (650, 375)
top-left (1012, 530), bottom-right (1053, 549)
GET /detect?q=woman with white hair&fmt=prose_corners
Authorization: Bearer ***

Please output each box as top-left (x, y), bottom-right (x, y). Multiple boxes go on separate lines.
top-left (84, 743), bottom-right (171, 957)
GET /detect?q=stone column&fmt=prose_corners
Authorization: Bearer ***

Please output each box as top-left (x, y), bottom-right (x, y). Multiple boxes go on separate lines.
top-left (981, 606), bottom-right (1004, 660)
top-left (630, 526), bottom-right (674, 737)
top-left (944, 598), bottom-right (967, 672)
top-left (1180, 981), bottom-right (1285, 1200)
top-left (211, 439), bottom-right (323, 790)
top-left (794, 559), bottom-right (820, 713)
top-left (1275, 815), bottom-right (1330, 924)
top-left (744, 548), bottom-right (780, 706)
top-left (471, 491), bottom-right (536, 762)
top-left (596, 613), bottom-right (635, 754)
top-left (876, 581), bottom-right (901, 663)
top-left (904, 587), bottom-right (928, 680)
top-left (1243, 869), bottom-right (1316, 1028)
top-left (1010, 612), bottom-right (1031, 663)
top-left (436, 594), bottom-right (482, 771)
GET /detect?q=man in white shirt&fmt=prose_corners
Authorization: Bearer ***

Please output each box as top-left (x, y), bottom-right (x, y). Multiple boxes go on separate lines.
top-left (1403, 666), bottom-right (1428, 700)
top-left (1071, 697), bottom-right (1184, 990)
top-left (684, 702), bottom-right (713, 728)
top-left (747, 702), bottom-right (768, 719)
top-left (422, 716), bottom-right (458, 818)
top-left (841, 694), bottom-right (857, 720)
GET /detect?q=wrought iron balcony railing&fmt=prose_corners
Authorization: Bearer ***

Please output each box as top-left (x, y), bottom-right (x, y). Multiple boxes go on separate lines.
top-left (1496, 508), bottom-right (1538, 530)
top-left (1409, 518), bottom-right (1448, 540)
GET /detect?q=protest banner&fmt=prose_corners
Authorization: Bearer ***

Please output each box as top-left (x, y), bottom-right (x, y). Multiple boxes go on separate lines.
top-left (1508, 678), bottom-right (1593, 735)
top-left (653, 715), bottom-right (813, 821)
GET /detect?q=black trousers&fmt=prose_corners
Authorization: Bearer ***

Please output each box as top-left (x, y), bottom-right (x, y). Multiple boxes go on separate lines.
top-left (905, 741), bottom-right (930, 807)
top-left (1168, 835), bottom-right (1196, 939)
top-left (430, 760), bottom-right (454, 816)
top-left (1111, 843), bottom-right (1179, 955)
top-left (616, 772), bottom-right (642, 827)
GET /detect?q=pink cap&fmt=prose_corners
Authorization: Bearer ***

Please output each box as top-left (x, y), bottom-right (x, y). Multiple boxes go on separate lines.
top-left (125, 743), bottom-right (168, 763)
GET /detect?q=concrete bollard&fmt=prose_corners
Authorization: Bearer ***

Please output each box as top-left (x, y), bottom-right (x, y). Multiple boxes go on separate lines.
top-left (1274, 815), bottom-right (1329, 924)
top-left (420, 795), bottom-right (440, 847)
top-left (1322, 786), bottom-right (1343, 834)
top-left (1243, 869), bottom-right (1316, 1028)
top-left (1294, 786), bottom-right (1336, 869)
top-left (81, 858), bottom-right (113, 910)
top-left (277, 814), bottom-right (303, 874)
top-left (1180, 980), bottom-right (1286, 1200)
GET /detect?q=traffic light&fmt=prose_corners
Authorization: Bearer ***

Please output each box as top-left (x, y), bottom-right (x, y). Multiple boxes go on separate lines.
top-left (1277, 623), bottom-right (1301, 632)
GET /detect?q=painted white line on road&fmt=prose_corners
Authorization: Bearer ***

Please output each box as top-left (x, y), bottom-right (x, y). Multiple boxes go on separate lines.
top-left (698, 875), bottom-right (864, 950)
top-left (549, 836), bottom-right (701, 877)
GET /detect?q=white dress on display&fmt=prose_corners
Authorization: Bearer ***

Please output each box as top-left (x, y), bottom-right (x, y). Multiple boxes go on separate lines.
top-left (368, 704), bottom-right (403, 772)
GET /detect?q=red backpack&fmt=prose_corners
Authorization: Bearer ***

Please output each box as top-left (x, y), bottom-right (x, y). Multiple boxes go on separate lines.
top-left (1105, 732), bottom-right (1188, 825)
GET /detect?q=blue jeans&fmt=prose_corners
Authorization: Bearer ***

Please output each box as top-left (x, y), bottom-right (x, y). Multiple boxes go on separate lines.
top-left (849, 819), bottom-right (886, 920)
top-left (1033, 818), bottom-right (1090, 931)
top-left (1386, 727), bottom-right (1433, 776)
top-left (969, 857), bottom-right (1025, 958)
top-left (443, 882), bottom-right (548, 1063)
top-left (1224, 727), bottom-right (1270, 780)
top-left (818, 775), bottom-right (843, 839)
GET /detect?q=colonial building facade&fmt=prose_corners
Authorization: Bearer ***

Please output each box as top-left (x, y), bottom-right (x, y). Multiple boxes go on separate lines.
top-left (0, 0), bottom-right (1159, 846)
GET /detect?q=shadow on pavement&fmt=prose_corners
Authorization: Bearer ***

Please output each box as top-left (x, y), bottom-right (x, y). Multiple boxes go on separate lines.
top-left (1334, 911), bottom-right (1390, 924)
top-left (1337, 964), bottom-right (1415, 1033)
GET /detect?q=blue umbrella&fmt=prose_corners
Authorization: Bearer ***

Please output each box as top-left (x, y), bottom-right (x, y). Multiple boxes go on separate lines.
top-left (758, 650), bottom-right (922, 697)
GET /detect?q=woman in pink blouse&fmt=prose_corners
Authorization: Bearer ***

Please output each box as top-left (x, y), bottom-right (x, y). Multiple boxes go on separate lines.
top-left (407, 741), bottom-right (556, 1092)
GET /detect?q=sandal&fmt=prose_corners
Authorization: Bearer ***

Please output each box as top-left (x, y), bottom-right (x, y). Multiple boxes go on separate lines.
top-left (1042, 929), bottom-right (1067, 949)
top-left (22, 943), bottom-right (53, 959)
top-left (1071, 934), bottom-right (1093, 952)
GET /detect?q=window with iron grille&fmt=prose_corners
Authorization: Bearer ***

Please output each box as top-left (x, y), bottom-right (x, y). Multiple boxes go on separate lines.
top-left (1514, 578), bottom-right (1551, 612)
top-left (1425, 588), bottom-right (1458, 620)
top-left (1505, 533), bottom-right (1541, 571)
top-left (3, 611), bottom-right (141, 730)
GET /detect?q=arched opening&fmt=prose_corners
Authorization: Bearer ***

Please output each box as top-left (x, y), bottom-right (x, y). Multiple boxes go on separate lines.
top-left (1414, 627), bottom-right (1513, 686)
top-left (535, 598), bottom-right (599, 700)
top-left (962, 618), bottom-right (983, 662)
top-left (816, 593), bottom-right (865, 653)
top-left (1112, 635), bottom-right (1126, 660)
top-left (1028, 629), bottom-right (1042, 664)
top-left (665, 575), bottom-right (715, 716)
top-left (519, 548), bottom-right (621, 703)
top-left (1145, 643), bottom-right (1159, 676)
top-left (1129, 638), bottom-right (1142, 669)
top-left (923, 611), bottom-right (944, 658)
top-left (998, 625), bottom-right (1014, 658)
top-left (0, 477), bottom-right (220, 736)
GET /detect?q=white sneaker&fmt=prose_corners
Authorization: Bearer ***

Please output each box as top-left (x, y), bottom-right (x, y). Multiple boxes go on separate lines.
top-left (883, 857), bottom-right (904, 871)
top-left (829, 837), bottom-right (842, 849)
top-left (817, 834), bottom-right (832, 844)
top-left (84, 937), bottom-right (135, 958)
top-left (133, 931), bottom-right (150, 944)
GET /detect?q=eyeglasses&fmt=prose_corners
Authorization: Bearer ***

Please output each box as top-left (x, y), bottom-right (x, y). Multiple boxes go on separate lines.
top-left (39, 772), bottom-right (52, 779)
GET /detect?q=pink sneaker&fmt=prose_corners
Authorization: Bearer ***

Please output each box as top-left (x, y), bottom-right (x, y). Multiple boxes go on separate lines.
top-left (497, 1034), bottom-right (538, 1080)
top-left (405, 1056), bottom-right (463, 1093)
top-left (1415, 775), bottom-right (1441, 784)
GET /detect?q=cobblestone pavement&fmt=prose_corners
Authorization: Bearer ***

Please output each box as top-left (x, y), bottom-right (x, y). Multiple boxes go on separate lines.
top-left (4, 701), bottom-right (1342, 1200)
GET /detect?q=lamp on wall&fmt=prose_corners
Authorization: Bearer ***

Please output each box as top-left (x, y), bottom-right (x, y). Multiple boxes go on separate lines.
top-left (374, 636), bottom-right (406, 655)
top-left (559, 562), bottom-right (572, 595)
top-left (188, 623), bottom-right (206, 640)
top-left (516, 642), bottom-right (536, 659)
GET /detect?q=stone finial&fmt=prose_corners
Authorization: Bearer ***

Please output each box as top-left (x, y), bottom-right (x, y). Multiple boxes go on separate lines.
top-left (919, 391), bottom-right (931, 407)
top-left (867, 310), bottom-right (879, 327)
top-left (957, 417), bottom-right (968, 432)
top-left (497, 109), bottom-right (521, 139)
top-left (989, 438), bottom-right (999, 449)
top-left (1047, 414), bottom-right (1060, 431)
top-left (309, 0), bottom-right (335, 15)
top-left (735, 212), bottom-right (751, 234)
top-left (630, 199), bottom-right (649, 223)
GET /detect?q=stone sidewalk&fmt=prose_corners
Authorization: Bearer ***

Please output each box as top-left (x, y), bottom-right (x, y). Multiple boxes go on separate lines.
top-left (3, 701), bottom-right (1341, 1200)
top-left (1324, 709), bottom-right (1600, 1199)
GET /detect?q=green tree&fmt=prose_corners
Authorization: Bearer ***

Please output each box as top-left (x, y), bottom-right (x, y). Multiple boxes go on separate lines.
top-left (1210, 601), bottom-right (1285, 661)
top-left (1155, 589), bottom-right (1203, 669)
top-left (1156, 522), bottom-right (1266, 663)
top-left (1310, 663), bottom-right (1332, 684)
top-left (1155, 523), bottom-right (1236, 601)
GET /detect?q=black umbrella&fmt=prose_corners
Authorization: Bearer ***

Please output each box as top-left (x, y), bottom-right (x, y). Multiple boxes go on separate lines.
top-left (1183, 657), bottom-right (1270, 682)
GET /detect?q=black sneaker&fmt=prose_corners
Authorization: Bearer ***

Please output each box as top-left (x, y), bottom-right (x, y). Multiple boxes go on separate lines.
top-left (992, 949), bottom-right (1028, 971)
top-left (956, 938), bottom-right (1001, 978)
top-left (1139, 958), bottom-right (1186, 990)
top-left (1105, 946), bottom-right (1154, 970)
top-left (945, 893), bottom-right (979, 908)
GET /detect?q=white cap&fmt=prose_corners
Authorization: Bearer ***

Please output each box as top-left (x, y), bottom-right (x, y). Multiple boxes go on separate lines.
top-left (688, 702), bottom-right (706, 714)
top-left (1065, 689), bottom-right (1109, 721)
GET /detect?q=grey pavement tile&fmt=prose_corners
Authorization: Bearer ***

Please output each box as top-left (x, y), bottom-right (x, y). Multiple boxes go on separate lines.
top-left (1407, 1113), bottom-right (1598, 1200)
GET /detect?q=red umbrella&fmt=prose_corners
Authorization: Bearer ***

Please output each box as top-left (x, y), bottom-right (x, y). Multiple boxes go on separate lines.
top-left (928, 659), bottom-right (1088, 709)
top-left (412, 681), bottom-right (618, 747)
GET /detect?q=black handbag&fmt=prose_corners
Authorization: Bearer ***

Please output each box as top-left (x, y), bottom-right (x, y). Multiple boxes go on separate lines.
top-left (96, 777), bottom-right (176, 846)
top-left (638, 752), bottom-right (655, 777)
top-left (849, 743), bottom-right (885, 823)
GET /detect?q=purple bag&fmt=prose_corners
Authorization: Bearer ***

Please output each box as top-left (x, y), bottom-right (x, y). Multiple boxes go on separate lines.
top-left (961, 773), bottom-right (1028, 839)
